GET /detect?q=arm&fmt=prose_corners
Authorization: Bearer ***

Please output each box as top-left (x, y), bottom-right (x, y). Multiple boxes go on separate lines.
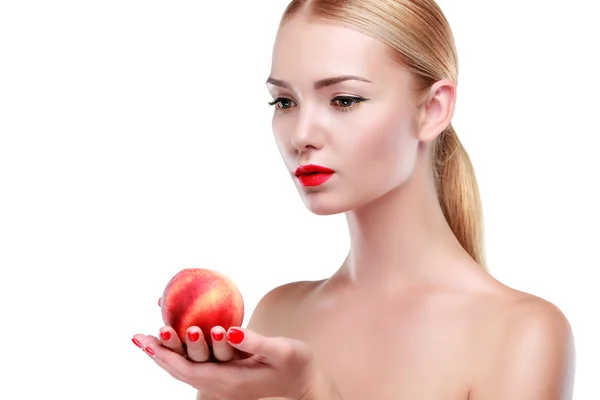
top-left (472, 300), bottom-right (575, 400)
top-left (248, 282), bottom-right (346, 400)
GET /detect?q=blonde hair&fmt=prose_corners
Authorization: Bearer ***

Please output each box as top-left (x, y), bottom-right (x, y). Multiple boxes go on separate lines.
top-left (280, 0), bottom-right (487, 270)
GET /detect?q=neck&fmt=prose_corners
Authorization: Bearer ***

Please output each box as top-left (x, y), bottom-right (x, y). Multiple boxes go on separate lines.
top-left (339, 158), bottom-right (470, 289)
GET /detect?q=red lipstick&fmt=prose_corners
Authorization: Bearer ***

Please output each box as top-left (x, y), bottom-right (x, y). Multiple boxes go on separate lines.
top-left (294, 164), bottom-right (335, 187)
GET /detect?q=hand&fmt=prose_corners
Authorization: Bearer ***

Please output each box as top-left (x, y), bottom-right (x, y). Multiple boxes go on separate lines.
top-left (131, 327), bottom-right (322, 400)
top-left (154, 297), bottom-right (241, 363)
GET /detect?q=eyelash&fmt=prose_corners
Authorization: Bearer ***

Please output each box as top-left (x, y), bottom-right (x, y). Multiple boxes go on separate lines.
top-left (267, 96), bottom-right (368, 113)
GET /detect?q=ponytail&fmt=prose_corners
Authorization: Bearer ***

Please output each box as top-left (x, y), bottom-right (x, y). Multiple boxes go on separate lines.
top-left (433, 124), bottom-right (487, 270)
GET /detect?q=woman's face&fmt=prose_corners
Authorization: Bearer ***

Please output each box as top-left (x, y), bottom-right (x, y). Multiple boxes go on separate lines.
top-left (267, 16), bottom-right (422, 215)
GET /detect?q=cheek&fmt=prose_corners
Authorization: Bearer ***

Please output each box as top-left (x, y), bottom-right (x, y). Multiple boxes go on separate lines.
top-left (351, 111), bottom-right (418, 178)
top-left (272, 117), bottom-right (290, 153)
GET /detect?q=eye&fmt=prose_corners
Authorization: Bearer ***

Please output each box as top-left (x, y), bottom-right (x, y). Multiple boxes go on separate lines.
top-left (267, 95), bottom-right (369, 114)
top-left (268, 97), bottom-right (296, 113)
top-left (331, 96), bottom-right (367, 112)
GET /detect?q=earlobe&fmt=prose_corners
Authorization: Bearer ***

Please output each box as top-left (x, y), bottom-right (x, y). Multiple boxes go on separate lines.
top-left (417, 79), bottom-right (456, 143)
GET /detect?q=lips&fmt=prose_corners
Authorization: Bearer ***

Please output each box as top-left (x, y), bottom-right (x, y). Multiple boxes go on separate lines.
top-left (294, 164), bottom-right (335, 187)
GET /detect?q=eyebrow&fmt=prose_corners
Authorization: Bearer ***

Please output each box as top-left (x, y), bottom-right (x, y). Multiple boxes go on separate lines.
top-left (265, 75), bottom-right (373, 90)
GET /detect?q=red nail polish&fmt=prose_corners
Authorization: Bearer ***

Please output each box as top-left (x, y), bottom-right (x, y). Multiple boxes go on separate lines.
top-left (132, 338), bottom-right (142, 348)
top-left (145, 346), bottom-right (155, 356)
top-left (158, 297), bottom-right (162, 307)
top-left (188, 331), bottom-right (200, 342)
top-left (160, 331), bottom-right (171, 341)
top-left (227, 328), bottom-right (244, 344)
top-left (212, 331), bottom-right (224, 342)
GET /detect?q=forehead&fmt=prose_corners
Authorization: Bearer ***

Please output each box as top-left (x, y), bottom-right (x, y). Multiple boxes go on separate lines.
top-left (270, 17), bottom-right (405, 86)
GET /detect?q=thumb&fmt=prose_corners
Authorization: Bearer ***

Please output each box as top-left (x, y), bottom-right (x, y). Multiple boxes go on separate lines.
top-left (226, 327), bottom-right (289, 364)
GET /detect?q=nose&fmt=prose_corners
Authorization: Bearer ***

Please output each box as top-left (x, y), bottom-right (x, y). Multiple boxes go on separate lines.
top-left (290, 110), bottom-right (324, 152)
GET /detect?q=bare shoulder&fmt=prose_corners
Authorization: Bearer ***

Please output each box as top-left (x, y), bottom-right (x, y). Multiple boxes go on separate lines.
top-left (470, 285), bottom-right (576, 400)
top-left (504, 291), bottom-right (572, 336)
top-left (246, 279), bottom-right (322, 335)
top-left (498, 290), bottom-right (575, 375)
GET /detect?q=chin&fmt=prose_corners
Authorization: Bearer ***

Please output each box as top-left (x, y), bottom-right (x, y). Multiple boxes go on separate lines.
top-left (300, 182), bottom-right (400, 215)
top-left (300, 192), bottom-right (358, 216)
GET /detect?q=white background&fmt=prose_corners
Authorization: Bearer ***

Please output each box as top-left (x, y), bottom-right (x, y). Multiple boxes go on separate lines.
top-left (1, 1), bottom-right (598, 399)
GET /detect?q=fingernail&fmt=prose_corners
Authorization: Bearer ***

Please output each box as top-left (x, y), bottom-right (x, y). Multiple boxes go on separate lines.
top-left (158, 297), bottom-right (162, 307)
top-left (212, 331), bottom-right (224, 342)
top-left (145, 346), bottom-right (155, 356)
top-left (227, 328), bottom-right (244, 344)
top-left (132, 338), bottom-right (143, 348)
top-left (159, 331), bottom-right (171, 341)
top-left (187, 331), bottom-right (200, 342)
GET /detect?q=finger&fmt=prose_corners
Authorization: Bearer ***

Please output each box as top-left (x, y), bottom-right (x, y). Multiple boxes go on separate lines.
top-left (132, 334), bottom-right (186, 381)
top-left (210, 326), bottom-right (234, 362)
top-left (186, 326), bottom-right (210, 362)
top-left (226, 327), bottom-right (290, 365)
top-left (134, 333), bottom-right (221, 386)
top-left (158, 326), bottom-right (185, 357)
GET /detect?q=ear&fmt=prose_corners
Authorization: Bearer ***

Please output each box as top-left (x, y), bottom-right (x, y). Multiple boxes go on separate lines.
top-left (416, 78), bottom-right (456, 143)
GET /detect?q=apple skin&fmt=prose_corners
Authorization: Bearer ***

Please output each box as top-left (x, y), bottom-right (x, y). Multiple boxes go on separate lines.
top-left (160, 268), bottom-right (244, 345)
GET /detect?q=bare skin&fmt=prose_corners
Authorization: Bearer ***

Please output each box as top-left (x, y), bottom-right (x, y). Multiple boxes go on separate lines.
top-left (137, 14), bottom-right (575, 400)
top-left (246, 268), bottom-right (574, 399)
top-left (250, 15), bottom-right (575, 399)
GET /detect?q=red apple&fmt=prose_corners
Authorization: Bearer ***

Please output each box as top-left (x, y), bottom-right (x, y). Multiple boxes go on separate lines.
top-left (160, 268), bottom-right (244, 344)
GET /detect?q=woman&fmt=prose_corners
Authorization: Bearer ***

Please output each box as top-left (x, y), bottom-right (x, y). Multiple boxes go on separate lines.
top-left (132, 0), bottom-right (575, 399)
